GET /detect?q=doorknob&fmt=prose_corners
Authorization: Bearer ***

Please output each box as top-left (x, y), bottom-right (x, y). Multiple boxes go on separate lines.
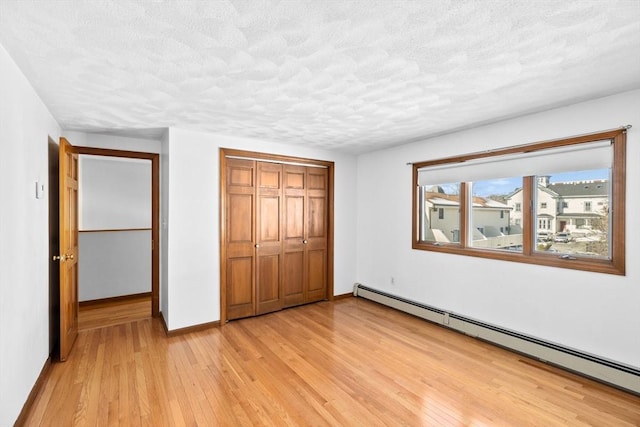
top-left (255, 244), bottom-right (260, 248)
top-left (66, 254), bottom-right (75, 260)
top-left (53, 255), bottom-right (66, 262)
top-left (303, 240), bottom-right (308, 244)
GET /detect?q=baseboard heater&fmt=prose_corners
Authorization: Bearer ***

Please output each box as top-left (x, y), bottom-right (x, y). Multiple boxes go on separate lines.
top-left (353, 283), bottom-right (640, 395)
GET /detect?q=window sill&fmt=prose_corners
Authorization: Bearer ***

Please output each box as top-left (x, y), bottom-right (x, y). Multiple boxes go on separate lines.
top-left (412, 242), bottom-right (624, 275)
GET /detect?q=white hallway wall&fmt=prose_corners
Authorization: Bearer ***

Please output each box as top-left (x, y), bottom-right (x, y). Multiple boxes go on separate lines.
top-left (78, 155), bottom-right (152, 301)
top-left (0, 44), bottom-right (61, 425)
top-left (356, 89), bottom-right (640, 369)
top-left (162, 128), bottom-right (358, 330)
top-left (78, 230), bottom-right (151, 301)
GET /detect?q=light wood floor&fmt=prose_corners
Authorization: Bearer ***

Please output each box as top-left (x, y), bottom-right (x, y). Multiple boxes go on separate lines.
top-left (24, 298), bottom-right (640, 426)
top-left (78, 294), bottom-right (151, 331)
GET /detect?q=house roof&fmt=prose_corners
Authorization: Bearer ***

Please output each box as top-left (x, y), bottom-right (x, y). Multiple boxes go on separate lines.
top-left (426, 192), bottom-right (510, 209)
top-left (428, 197), bottom-right (459, 207)
top-left (506, 181), bottom-right (608, 201)
top-left (504, 187), bottom-right (522, 199)
top-left (548, 181), bottom-right (609, 197)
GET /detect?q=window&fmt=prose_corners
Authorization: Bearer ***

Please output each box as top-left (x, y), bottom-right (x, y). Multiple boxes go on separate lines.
top-left (534, 169), bottom-right (609, 258)
top-left (413, 128), bottom-right (627, 275)
top-left (419, 183), bottom-right (460, 244)
top-left (469, 178), bottom-right (522, 252)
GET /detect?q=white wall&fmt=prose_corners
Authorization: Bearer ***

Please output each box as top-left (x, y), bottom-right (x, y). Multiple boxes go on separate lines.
top-left (163, 128), bottom-right (358, 330)
top-left (160, 130), bottom-right (170, 323)
top-left (78, 231), bottom-right (151, 301)
top-left (0, 44), bottom-right (61, 425)
top-left (79, 155), bottom-right (151, 231)
top-left (356, 90), bottom-right (640, 368)
top-left (75, 152), bottom-right (153, 301)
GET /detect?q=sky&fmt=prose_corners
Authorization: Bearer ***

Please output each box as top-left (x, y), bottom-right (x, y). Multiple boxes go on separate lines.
top-left (465, 169), bottom-right (610, 197)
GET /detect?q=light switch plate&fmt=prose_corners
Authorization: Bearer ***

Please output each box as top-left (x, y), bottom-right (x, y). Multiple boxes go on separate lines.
top-left (35, 181), bottom-right (45, 199)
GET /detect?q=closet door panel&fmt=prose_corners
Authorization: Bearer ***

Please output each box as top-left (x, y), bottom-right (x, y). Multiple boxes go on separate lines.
top-left (285, 196), bottom-right (304, 240)
top-left (308, 196), bottom-right (326, 238)
top-left (307, 169), bottom-right (326, 190)
top-left (283, 252), bottom-right (304, 306)
top-left (305, 168), bottom-right (328, 302)
top-left (259, 196), bottom-right (280, 242)
top-left (306, 249), bottom-right (326, 302)
top-left (228, 194), bottom-right (253, 245)
top-left (255, 162), bottom-right (283, 315)
top-left (284, 168), bottom-right (305, 189)
top-left (256, 253), bottom-right (281, 314)
top-left (225, 158), bottom-right (256, 320)
top-left (283, 165), bottom-right (306, 306)
top-left (227, 257), bottom-right (254, 319)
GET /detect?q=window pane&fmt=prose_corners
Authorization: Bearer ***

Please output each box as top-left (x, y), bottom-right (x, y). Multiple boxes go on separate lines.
top-left (421, 183), bottom-right (461, 244)
top-left (470, 177), bottom-right (523, 251)
top-left (534, 170), bottom-right (610, 259)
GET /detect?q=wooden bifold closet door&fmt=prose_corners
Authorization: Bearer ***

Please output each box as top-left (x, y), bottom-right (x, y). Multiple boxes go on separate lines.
top-left (282, 165), bottom-right (328, 307)
top-left (224, 156), bottom-right (329, 321)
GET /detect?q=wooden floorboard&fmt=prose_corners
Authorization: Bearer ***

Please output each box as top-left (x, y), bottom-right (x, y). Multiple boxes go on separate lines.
top-left (78, 294), bottom-right (151, 331)
top-left (22, 298), bottom-right (640, 426)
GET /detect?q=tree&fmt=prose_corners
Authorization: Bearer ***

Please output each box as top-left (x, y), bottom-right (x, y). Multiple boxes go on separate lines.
top-left (587, 204), bottom-right (609, 257)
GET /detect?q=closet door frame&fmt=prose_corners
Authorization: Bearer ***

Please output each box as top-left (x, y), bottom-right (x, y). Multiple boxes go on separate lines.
top-left (219, 148), bottom-right (334, 324)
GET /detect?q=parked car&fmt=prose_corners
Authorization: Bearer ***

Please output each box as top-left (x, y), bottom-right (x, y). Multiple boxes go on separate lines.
top-left (554, 232), bottom-right (571, 243)
top-left (537, 230), bottom-right (552, 242)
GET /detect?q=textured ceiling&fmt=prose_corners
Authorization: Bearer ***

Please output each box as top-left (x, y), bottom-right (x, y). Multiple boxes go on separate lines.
top-left (1, 0), bottom-right (639, 153)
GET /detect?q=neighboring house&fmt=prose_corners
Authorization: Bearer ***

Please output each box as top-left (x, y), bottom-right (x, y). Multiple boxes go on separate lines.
top-left (505, 176), bottom-right (609, 234)
top-left (549, 180), bottom-right (609, 233)
top-left (424, 190), bottom-right (462, 242)
top-left (535, 184), bottom-right (558, 232)
top-left (424, 188), bottom-right (514, 247)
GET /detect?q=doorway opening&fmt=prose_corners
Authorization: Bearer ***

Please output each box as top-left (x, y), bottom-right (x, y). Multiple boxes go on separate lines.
top-left (73, 146), bottom-right (160, 330)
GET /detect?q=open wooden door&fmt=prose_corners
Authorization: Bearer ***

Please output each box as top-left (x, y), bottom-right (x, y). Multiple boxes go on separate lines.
top-left (57, 137), bottom-right (79, 361)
